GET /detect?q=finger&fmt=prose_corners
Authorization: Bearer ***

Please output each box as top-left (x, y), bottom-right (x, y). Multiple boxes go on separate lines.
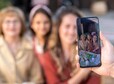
top-left (75, 54), bottom-right (79, 63)
top-left (100, 32), bottom-right (106, 42)
top-left (100, 31), bottom-right (110, 43)
top-left (75, 54), bottom-right (80, 67)
top-left (76, 45), bottom-right (78, 51)
top-left (100, 32), bottom-right (113, 47)
top-left (76, 62), bottom-right (80, 68)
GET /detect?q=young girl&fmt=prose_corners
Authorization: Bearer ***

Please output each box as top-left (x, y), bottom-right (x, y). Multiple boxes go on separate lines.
top-left (0, 7), bottom-right (44, 84)
top-left (29, 5), bottom-right (52, 54)
top-left (79, 34), bottom-right (87, 50)
top-left (86, 34), bottom-right (93, 52)
top-left (92, 35), bottom-right (100, 54)
top-left (29, 5), bottom-right (53, 83)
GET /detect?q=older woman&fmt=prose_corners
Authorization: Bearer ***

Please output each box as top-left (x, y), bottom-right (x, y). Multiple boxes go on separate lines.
top-left (0, 7), bottom-right (44, 84)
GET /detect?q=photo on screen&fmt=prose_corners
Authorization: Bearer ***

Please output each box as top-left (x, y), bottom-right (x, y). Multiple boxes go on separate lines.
top-left (78, 17), bottom-right (101, 67)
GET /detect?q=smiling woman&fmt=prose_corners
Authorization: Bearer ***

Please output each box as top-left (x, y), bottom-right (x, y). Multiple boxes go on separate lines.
top-left (0, 7), bottom-right (44, 84)
top-left (0, 7), bottom-right (25, 37)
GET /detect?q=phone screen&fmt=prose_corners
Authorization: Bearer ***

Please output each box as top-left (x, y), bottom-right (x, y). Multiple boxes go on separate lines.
top-left (77, 17), bottom-right (101, 68)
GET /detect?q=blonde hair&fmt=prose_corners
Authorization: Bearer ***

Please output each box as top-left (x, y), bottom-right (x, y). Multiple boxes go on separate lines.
top-left (0, 6), bottom-right (26, 37)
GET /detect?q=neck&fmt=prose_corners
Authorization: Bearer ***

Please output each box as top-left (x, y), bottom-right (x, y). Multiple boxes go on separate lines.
top-left (4, 35), bottom-right (20, 45)
top-left (36, 35), bottom-right (45, 46)
top-left (61, 41), bottom-right (72, 59)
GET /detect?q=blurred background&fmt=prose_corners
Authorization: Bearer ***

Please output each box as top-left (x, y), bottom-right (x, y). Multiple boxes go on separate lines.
top-left (0, 0), bottom-right (114, 84)
top-left (1, 0), bottom-right (113, 45)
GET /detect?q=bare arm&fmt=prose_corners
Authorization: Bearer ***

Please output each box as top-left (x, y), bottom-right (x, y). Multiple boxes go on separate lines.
top-left (68, 69), bottom-right (91, 84)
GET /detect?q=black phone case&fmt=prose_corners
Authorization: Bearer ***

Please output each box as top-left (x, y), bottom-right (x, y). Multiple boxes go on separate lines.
top-left (77, 17), bottom-right (101, 68)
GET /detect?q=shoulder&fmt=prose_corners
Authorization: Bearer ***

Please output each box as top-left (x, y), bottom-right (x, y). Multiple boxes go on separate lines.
top-left (0, 35), bottom-right (4, 47)
top-left (49, 49), bottom-right (62, 67)
top-left (41, 50), bottom-right (58, 65)
top-left (23, 30), bottom-right (33, 43)
top-left (22, 33), bottom-right (34, 50)
top-left (41, 51), bottom-right (55, 62)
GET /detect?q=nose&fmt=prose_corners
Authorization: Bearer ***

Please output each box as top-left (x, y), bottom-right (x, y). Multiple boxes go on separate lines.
top-left (10, 24), bottom-right (16, 30)
top-left (40, 23), bottom-right (45, 29)
top-left (8, 21), bottom-right (16, 28)
top-left (69, 26), bottom-right (76, 35)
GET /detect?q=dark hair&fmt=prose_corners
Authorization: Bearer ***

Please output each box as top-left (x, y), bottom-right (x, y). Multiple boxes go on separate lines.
top-left (30, 8), bottom-right (52, 52)
top-left (54, 7), bottom-right (82, 57)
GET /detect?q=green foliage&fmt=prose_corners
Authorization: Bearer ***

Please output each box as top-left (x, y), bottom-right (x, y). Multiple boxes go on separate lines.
top-left (0, 0), bottom-right (11, 9)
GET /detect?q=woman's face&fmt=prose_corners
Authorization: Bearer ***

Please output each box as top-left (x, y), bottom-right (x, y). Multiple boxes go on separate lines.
top-left (2, 15), bottom-right (21, 37)
top-left (81, 35), bottom-right (85, 40)
top-left (93, 35), bottom-right (97, 42)
top-left (59, 14), bottom-right (77, 45)
top-left (87, 35), bottom-right (91, 40)
top-left (31, 13), bottom-right (51, 37)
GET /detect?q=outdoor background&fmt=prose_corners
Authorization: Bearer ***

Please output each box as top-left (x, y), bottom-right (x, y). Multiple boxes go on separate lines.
top-left (0, 0), bottom-right (114, 84)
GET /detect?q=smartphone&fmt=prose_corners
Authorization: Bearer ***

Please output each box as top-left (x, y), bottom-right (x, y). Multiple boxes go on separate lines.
top-left (77, 17), bottom-right (101, 68)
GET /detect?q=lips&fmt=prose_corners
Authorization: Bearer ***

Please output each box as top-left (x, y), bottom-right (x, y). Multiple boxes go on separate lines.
top-left (9, 28), bottom-right (16, 31)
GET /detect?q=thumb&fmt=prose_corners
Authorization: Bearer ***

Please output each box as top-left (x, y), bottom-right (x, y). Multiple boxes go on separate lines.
top-left (100, 31), bottom-right (109, 46)
top-left (75, 54), bottom-right (80, 68)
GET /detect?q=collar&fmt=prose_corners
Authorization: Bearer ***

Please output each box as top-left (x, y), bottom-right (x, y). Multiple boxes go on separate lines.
top-left (0, 35), bottom-right (33, 50)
